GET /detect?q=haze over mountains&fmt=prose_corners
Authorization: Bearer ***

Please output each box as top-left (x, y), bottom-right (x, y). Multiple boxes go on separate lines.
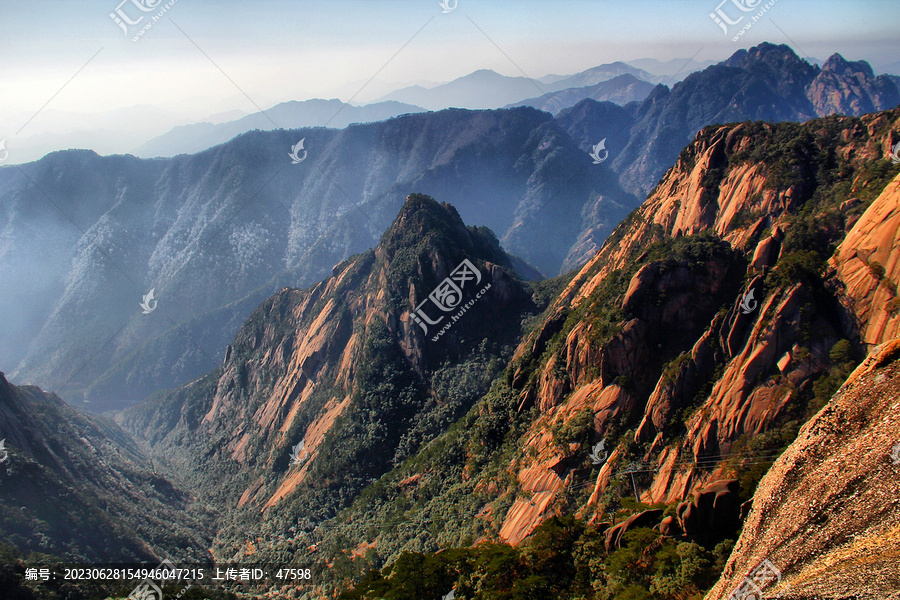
top-left (134, 60), bottom-right (684, 159)
top-left (6, 58), bottom-right (704, 165)
top-left (133, 99), bottom-right (428, 159)
top-left (373, 61), bottom-right (665, 111)
top-left (3, 97), bottom-right (898, 597)
top-left (1, 44), bottom-right (898, 417)
top-left (1, 24), bottom-right (900, 597)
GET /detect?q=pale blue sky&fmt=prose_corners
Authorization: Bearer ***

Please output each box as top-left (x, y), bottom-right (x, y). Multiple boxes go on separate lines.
top-left (1, 0), bottom-right (898, 138)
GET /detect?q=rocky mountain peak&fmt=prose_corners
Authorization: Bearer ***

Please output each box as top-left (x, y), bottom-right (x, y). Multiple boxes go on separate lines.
top-left (807, 52), bottom-right (900, 116)
top-left (820, 52), bottom-right (875, 78)
top-left (380, 193), bottom-right (475, 258)
top-left (723, 42), bottom-right (818, 78)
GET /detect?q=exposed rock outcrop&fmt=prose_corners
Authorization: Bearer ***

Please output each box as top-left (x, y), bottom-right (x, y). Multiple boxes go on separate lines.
top-left (831, 172), bottom-right (900, 347)
top-left (707, 340), bottom-right (900, 599)
top-left (604, 509), bottom-right (664, 551)
top-left (806, 54), bottom-right (900, 117)
top-left (675, 479), bottom-right (742, 545)
top-left (497, 106), bottom-right (900, 543)
top-left (121, 194), bottom-right (538, 522)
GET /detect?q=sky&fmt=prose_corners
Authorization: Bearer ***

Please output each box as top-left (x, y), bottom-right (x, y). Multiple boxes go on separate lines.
top-left (0, 0), bottom-right (899, 160)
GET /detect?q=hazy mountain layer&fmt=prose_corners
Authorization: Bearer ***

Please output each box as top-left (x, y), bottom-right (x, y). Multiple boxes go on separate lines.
top-left (506, 73), bottom-right (656, 114)
top-left (134, 98), bottom-right (427, 158)
top-left (1, 108), bottom-right (630, 411)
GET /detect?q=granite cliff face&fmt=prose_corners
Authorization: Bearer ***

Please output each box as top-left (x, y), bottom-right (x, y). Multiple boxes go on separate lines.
top-left (707, 339), bottom-right (900, 599)
top-left (831, 169), bottom-right (900, 345)
top-left (493, 106), bottom-right (900, 544)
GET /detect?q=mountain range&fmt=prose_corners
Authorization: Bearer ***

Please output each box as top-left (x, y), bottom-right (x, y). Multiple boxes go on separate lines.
top-left (135, 60), bottom-right (691, 160)
top-left (373, 62), bottom-right (664, 111)
top-left (505, 73), bottom-right (656, 115)
top-left (2, 44), bottom-right (898, 418)
top-left (133, 98), bottom-right (427, 159)
top-left (1, 63), bottom-right (899, 598)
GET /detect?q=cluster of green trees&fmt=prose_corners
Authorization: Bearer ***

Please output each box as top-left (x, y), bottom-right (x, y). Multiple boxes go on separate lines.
top-left (340, 516), bottom-right (732, 600)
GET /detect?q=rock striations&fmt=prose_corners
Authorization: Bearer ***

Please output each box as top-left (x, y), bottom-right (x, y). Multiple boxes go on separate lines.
top-left (707, 339), bottom-right (900, 599)
top-left (496, 106), bottom-right (900, 545)
top-left (119, 194), bottom-right (543, 548)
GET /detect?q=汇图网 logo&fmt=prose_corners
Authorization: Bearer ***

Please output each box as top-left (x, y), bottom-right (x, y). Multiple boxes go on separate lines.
top-left (740, 288), bottom-right (758, 315)
top-left (289, 440), bottom-right (308, 465)
top-left (588, 440), bottom-right (608, 465)
top-left (727, 558), bottom-right (789, 600)
top-left (589, 139), bottom-right (608, 164)
top-left (709, 0), bottom-right (777, 41)
top-left (438, 0), bottom-right (458, 13)
top-left (410, 259), bottom-right (492, 341)
top-left (110, 0), bottom-right (180, 42)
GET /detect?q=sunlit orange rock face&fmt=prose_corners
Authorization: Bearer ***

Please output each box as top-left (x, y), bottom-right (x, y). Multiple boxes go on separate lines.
top-left (831, 173), bottom-right (900, 346)
top-left (498, 108), bottom-right (900, 544)
top-left (707, 339), bottom-right (900, 599)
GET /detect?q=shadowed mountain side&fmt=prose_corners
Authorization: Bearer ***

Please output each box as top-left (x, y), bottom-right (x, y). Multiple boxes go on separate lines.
top-left (3, 107), bottom-right (631, 411)
top-left (0, 372), bottom-right (212, 562)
